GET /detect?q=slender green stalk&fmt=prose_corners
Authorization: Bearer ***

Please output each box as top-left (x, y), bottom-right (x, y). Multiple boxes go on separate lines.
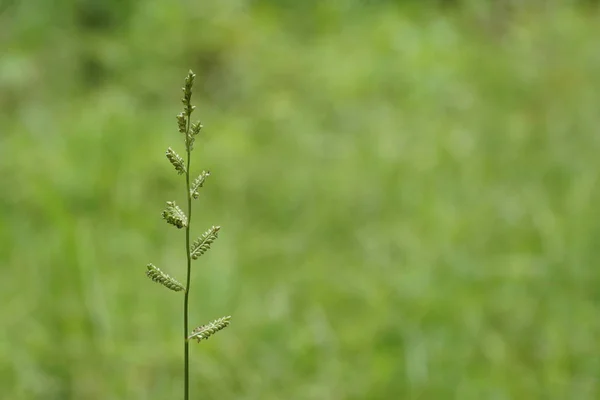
top-left (183, 111), bottom-right (192, 400)
top-left (145, 70), bottom-right (230, 400)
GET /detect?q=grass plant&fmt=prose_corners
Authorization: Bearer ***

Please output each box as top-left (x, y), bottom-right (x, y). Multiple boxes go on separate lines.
top-left (145, 70), bottom-right (230, 400)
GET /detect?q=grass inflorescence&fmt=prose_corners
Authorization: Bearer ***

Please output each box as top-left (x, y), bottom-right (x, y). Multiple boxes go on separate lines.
top-left (145, 70), bottom-right (230, 400)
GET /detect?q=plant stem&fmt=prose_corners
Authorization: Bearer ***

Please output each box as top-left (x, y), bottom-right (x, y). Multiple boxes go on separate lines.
top-left (183, 119), bottom-right (193, 400)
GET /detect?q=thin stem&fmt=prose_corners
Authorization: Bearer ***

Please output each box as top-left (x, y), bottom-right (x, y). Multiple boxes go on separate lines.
top-left (183, 117), bottom-right (192, 400)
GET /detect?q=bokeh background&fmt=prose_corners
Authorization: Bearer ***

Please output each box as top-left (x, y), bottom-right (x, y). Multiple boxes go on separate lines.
top-left (2, 0), bottom-right (600, 399)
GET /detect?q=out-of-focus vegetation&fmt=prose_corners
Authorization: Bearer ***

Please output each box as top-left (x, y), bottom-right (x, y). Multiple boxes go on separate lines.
top-left (1, 1), bottom-right (600, 399)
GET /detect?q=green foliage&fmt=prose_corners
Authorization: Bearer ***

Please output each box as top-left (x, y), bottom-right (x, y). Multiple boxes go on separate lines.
top-left (3, 2), bottom-right (600, 400)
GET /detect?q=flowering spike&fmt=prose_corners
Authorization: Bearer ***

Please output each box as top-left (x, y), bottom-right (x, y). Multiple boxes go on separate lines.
top-left (186, 121), bottom-right (203, 151)
top-left (146, 264), bottom-right (185, 292)
top-left (182, 70), bottom-right (196, 117)
top-left (176, 112), bottom-right (187, 135)
top-left (191, 121), bottom-right (203, 136)
top-left (190, 226), bottom-right (220, 259)
top-left (166, 147), bottom-right (186, 175)
top-left (188, 316), bottom-right (231, 342)
top-left (144, 71), bottom-right (231, 395)
top-left (190, 171), bottom-right (210, 199)
top-left (162, 201), bottom-right (188, 228)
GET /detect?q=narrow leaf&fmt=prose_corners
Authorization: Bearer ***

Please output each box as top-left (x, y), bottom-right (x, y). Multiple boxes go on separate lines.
top-left (188, 316), bottom-right (231, 342)
top-left (190, 170), bottom-right (210, 199)
top-left (165, 147), bottom-right (186, 175)
top-left (162, 201), bottom-right (187, 229)
top-left (146, 264), bottom-right (185, 292)
top-left (190, 226), bottom-right (220, 259)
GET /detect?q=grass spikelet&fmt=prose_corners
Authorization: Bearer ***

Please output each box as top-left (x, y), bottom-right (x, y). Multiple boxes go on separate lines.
top-left (166, 147), bottom-right (186, 175)
top-left (190, 170), bottom-right (210, 199)
top-left (162, 201), bottom-right (187, 228)
top-left (146, 264), bottom-right (185, 292)
top-left (190, 226), bottom-right (220, 260)
top-left (188, 316), bottom-right (231, 342)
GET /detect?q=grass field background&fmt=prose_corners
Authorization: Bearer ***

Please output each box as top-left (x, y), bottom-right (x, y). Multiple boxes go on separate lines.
top-left (1, 1), bottom-right (600, 399)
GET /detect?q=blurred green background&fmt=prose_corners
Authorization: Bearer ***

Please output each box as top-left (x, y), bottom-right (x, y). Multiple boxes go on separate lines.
top-left (2, 0), bottom-right (600, 399)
